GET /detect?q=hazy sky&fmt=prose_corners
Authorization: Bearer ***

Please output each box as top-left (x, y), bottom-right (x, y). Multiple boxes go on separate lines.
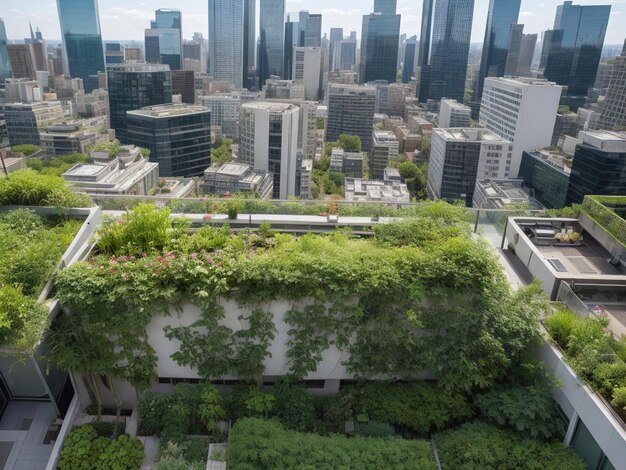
top-left (2, 0), bottom-right (625, 44)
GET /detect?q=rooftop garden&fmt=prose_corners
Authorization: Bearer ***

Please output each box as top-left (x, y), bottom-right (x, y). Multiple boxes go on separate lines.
top-left (0, 170), bottom-right (93, 208)
top-left (0, 208), bottom-right (82, 353)
top-left (544, 305), bottom-right (626, 421)
top-left (581, 195), bottom-right (626, 248)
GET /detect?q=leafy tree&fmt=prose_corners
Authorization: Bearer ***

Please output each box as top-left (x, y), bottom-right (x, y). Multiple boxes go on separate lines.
top-left (10, 144), bottom-right (41, 156)
top-left (398, 161), bottom-right (420, 180)
top-left (397, 161), bottom-right (428, 200)
top-left (198, 383), bottom-right (225, 431)
top-left (338, 134), bottom-right (361, 152)
top-left (210, 139), bottom-right (233, 166)
top-left (420, 138), bottom-right (431, 159)
top-left (464, 88), bottom-right (473, 105)
top-left (316, 117), bottom-right (325, 129)
top-left (558, 105), bottom-right (571, 114)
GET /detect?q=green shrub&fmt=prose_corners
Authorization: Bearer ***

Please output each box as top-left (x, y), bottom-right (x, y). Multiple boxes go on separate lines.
top-left (227, 418), bottom-right (437, 470)
top-left (198, 383), bottom-right (225, 430)
top-left (316, 393), bottom-right (353, 434)
top-left (243, 388), bottom-right (274, 418)
top-left (474, 385), bottom-right (565, 439)
top-left (271, 379), bottom-right (316, 432)
top-left (0, 285), bottom-right (47, 351)
top-left (348, 382), bottom-right (473, 435)
top-left (435, 422), bottom-right (585, 470)
top-left (97, 434), bottom-right (144, 469)
top-left (591, 362), bottom-right (626, 397)
top-left (11, 144), bottom-right (41, 155)
top-left (354, 420), bottom-right (395, 438)
top-left (0, 170), bottom-right (92, 207)
top-left (612, 387), bottom-right (626, 411)
top-left (58, 425), bottom-right (101, 470)
top-left (544, 307), bottom-right (578, 349)
top-left (137, 391), bottom-right (166, 435)
top-left (90, 421), bottom-right (115, 437)
top-left (161, 402), bottom-right (191, 443)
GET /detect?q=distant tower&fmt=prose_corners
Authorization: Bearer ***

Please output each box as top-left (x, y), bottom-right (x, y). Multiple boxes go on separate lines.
top-left (56, 0), bottom-right (105, 92)
top-left (243, 0), bottom-right (256, 88)
top-left (259, 0), bottom-right (285, 89)
top-left (0, 18), bottom-right (13, 83)
top-left (360, 0), bottom-right (401, 83)
top-left (598, 40), bottom-right (626, 131)
top-left (145, 9), bottom-right (183, 71)
top-left (209, 0), bottom-right (243, 87)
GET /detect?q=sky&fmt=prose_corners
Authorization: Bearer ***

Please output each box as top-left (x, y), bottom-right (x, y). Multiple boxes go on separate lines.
top-left (1, 0), bottom-right (625, 45)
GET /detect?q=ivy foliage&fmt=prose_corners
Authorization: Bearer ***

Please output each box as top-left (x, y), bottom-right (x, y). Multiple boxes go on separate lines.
top-left (435, 422), bottom-right (585, 470)
top-left (48, 203), bottom-right (543, 394)
top-left (227, 418), bottom-right (438, 470)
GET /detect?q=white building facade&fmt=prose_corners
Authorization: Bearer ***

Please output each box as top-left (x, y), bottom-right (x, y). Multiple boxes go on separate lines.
top-left (293, 47), bottom-right (322, 101)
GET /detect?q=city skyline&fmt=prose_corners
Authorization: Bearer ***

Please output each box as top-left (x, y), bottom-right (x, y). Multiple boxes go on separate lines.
top-left (2, 0), bottom-right (625, 45)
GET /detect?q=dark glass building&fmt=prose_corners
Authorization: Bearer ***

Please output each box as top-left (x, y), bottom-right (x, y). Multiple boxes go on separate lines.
top-left (472, 0), bottom-right (521, 113)
top-left (208, 0), bottom-right (243, 87)
top-left (0, 18), bottom-right (11, 84)
top-left (259, 0), bottom-right (285, 89)
top-left (107, 64), bottom-right (172, 143)
top-left (243, 0), bottom-right (256, 88)
top-left (544, 1), bottom-right (611, 109)
top-left (56, 0), bottom-right (105, 93)
top-left (326, 84), bottom-right (376, 152)
top-left (418, 0), bottom-right (474, 103)
top-left (519, 150), bottom-right (570, 209)
top-left (146, 9), bottom-right (183, 71)
top-left (283, 16), bottom-right (298, 80)
top-left (402, 35), bottom-right (417, 83)
top-left (126, 104), bottom-right (212, 178)
top-left (360, 12), bottom-right (401, 83)
top-left (374, 0), bottom-right (397, 15)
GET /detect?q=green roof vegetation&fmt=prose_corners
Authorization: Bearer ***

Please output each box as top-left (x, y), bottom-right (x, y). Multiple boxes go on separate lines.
top-left (26, 153), bottom-right (90, 177)
top-left (10, 144), bottom-right (41, 156)
top-left (582, 195), bottom-right (626, 248)
top-left (0, 209), bottom-right (82, 352)
top-left (0, 170), bottom-right (93, 208)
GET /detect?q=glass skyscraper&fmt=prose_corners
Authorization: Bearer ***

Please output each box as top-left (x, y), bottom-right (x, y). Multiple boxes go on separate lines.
top-left (243, 0), bottom-right (256, 88)
top-left (402, 36), bottom-right (417, 84)
top-left (259, 0), bottom-right (285, 89)
top-left (472, 0), bottom-right (521, 111)
top-left (544, 1), bottom-right (610, 109)
top-left (56, 0), bottom-right (105, 93)
top-left (418, 0), bottom-right (474, 104)
top-left (0, 18), bottom-right (12, 84)
top-left (283, 15), bottom-right (298, 80)
top-left (209, 0), bottom-right (243, 87)
top-left (374, 0), bottom-right (398, 15)
top-left (149, 9), bottom-right (183, 71)
top-left (359, 4), bottom-right (401, 84)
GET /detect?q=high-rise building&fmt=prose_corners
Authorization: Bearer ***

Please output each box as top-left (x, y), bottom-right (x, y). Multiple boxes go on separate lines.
top-left (0, 18), bottom-right (11, 84)
top-left (283, 15), bottom-right (299, 80)
top-left (419, 0), bottom-right (475, 103)
top-left (427, 127), bottom-right (513, 204)
top-left (439, 99), bottom-right (471, 128)
top-left (329, 28), bottom-right (343, 72)
top-left (200, 93), bottom-right (241, 140)
top-left (124, 47), bottom-right (143, 62)
top-left (239, 101), bottom-right (300, 199)
top-left (243, 0), bottom-right (256, 88)
top-left (293, 47), bottom-right (321, 101)
top-left (517, 34), bottom-right (538, 77)
top-left (183, 33), bottom-right (207, 73)
top-left (539, 30), bottom-right (556, 71)
top-left (107, 64), bottom-right (172, 143)
top-left (209, 0), bottom-right (243, 87)
top-left (145, 9), bottom-right (183, 71)
top-left (326, 84), bottom-right (376, 152)
top-left (105, 43), bottom-right (124, 65)
top-left (337, 39), bottom-right (357, 71)
top-left (598, 40), bottom-right (626, 131)
top-left (300, 13), bottom-right (322, 48)
top-left (264, 79), bottom-right (305, 100)
top-left (479, 77), bottom-right (562, 177)
top-left (360, 10), bottom-right (401, 83)
top-left (519, 149), bottom-right (571, 209)
top-left (402, 36), bottom-right (418, 84)
top-left (56, 0), bottom-right (105, 93)
top-left (171, 70), bottom-right (195, 104)
top-left (370, 131), bottom-right (400, 179)
top-left (4, 101), bottom-right (64, 146)
top-left (504, 24), bottom-right (524, 77)
top-left (24, 23), bottom-right (48, 73)
top-left (373, 0), bottom-right (397, 15)
top-left (543, 1), bottom-right (611, 109)
top-left (6, 45), bottom-right (37, 80)
top-left (566, 130), bottom-right (626, 205)
top-left (473, 0), bottom-right (521, 111)
top-left (126, 104), bottom-right (212, 177)
top-left (259, 0), bottom-right (285, 89)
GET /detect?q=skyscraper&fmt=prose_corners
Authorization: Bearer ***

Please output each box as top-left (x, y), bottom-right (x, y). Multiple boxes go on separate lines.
top-left (504, 24), bottom-right (524, 77)
top-left (360, 6), bottom-right (401, 83)
top-left (243, 0), bottom-right (256, 88)
top-left (516, 34), bottom-right (538, 77)
top-left (0, 18), bottom-right (11, 84)
top-left (329, 27), bottom-right (343, 72)
top-left (418, 0), bottom-right (475, 103)
top-left (209, 0), bottom-right (243, 87)
top-left (107, 64), bottom-right (172, 143)
top-left (326, 84), bottom-right (376, 152)
top-left (402, 35), bottom-right (418, 83)
top-left (145, 9), bottom-right (183, 71)
top-left (544, 1), bottom-right (611, 109)
top-left (293, 47), bottom-right (322, 100)
top-left (56, 0), bottom-right (105, 93)
top-left (303, 14), bottom-right (322, 47)
top-left (259, 0), bottom-right (285, 89)
top-left (374, 0), bottom-right (398, 15)
top-left (283, 14), bottom-right (299, 80)
top-left (473, 0), bottom-right (521, 111)
top-left (598, 40), bottom-right (626, 131)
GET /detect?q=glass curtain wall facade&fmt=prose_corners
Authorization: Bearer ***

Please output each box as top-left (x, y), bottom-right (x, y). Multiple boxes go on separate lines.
top-left (473, 0), bottom-right (521, 111)
top-left (154, 9), bottom-right (182, 71)
top-left (303, 14), bottom-right (322, 47)
top-left (418, 0), bottom-right (474, 103)
top-left (544, 1), bottom-right (610, 109)
top-left (374, 0), bottom-right (398, 15)
top-left (259, 0), bottom-right (285, 89)
top-left (283, 17), bottom-right (298, 80)
top-left (360, 13), bottom-right (401, 83)
top-left (402, 36), bottom-right (417, 83)
top-left (518, 151), bottom-right (570, 209)
top-left (56, 0), bottom-right (105, 93)
top-left (243, 0), bottom-right (256, 88)
top-left (209, 0), bottom-right (243, 87)
top-left (0, 19), bottom-right (12, 84)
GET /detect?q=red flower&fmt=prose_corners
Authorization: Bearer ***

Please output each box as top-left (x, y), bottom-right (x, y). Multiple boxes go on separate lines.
top-left (203, 214), bottom-right (212, 220)
top-left (110, 268), bottom-right (116, 273)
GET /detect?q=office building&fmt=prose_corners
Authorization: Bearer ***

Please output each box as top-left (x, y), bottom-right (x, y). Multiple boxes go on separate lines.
top-left (543, 1), bottom-right (611, 109)
top-left (370, 131), bottom-right (400, 180)
top-left (264, 79), bottom-right (305, 100)
top-left (75, 89), bottom-right (109, 118)
top-left (5, 79), bottom-right (42, 103)
top-left (503, 24), bottom-right (524, 77)
top-left (344, 177), bottom-right (410, 203)
top-left (145, 9), bottom-right (183, 71)
top-left (300, 13), bottom-right (322, 48)
top-left (479, 77), bottom-right (562, 177)
top-left (551, 111), bottom-right (579, 147)
top-left (337, 39), bottom-right (357, 71)
top-left (326, 84), bottom-right (376, 152)
top-left (419, 0), bottom-right (475, 103)
top-left (200, 94), bottom-right (241, 140)
top-left (6, 45), bottom-right (37, 80)
top-left (293, 47), bottom-right (321, 101)
top-left (473, 0), bottom-right (521, 112)
top-left (171, 70), bottom-right (195, 104)
top-left (598, 40), bottom-right (626, 131)
top-left (360, 11), bottom-right (401, 83)
top-left (4, 101), bottom-right (64, 146)
top-left (439, 99), bottom-right (471, 128)
top-left (0, 18), bottom-right (11, 83)
top-left (124, 47), bottom-right (142, 62)
top-left (125, 104), bottom-right (211, 178)
top-left (56, 0), bottom-right (105, 93)
top-left (209, 0), bottom-right (243, 87)
top-left (299, 159), bottom-right (313, 199)
top-left (105, 43), bottom-right (124, 65)
top-left (183, 33), bottom-right (207, 74)
top-left (329, 28), bottom-right (343, 72)
top-left (23, 24), bottom-right (48, 73)
top-left (427, 127), bottom-right (513, 204)
top-left (517, 34), bottom-right (538, 77)
top-left (259, 0), bottom-right (285, 89)
top-left (373, 0), bottom-right (397, 15)
top-left (203, 162), bottom-right (273, 199)
top-left (402, 36), bottom-right (418, 84)
top-left (39, 118), bottom-right (108, 156)
top-left (519, 148), bottom-right (572, 209)
top-left (243, 0), bottom-right (256, 88)
top-left (239, 101), bottom-right (299, 199)
top-left (107, 64), bottom-right (172, 143)
top-left (329, 148), bottom-right (364, 178)
top-left (473, 178), bottom-right (540, 210)
top-left (283, 15), bottom-right (299, 80)
top-left (566, 131), bottom-right (626, 205)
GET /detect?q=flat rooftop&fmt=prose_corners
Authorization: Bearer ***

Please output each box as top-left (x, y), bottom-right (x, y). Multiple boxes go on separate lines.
top-left (434, 128), bottom-right (507, 143)
top-left (241, 101), bottom-right (299, 112)
top-left (127, 104), bottom-right (210, 118)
